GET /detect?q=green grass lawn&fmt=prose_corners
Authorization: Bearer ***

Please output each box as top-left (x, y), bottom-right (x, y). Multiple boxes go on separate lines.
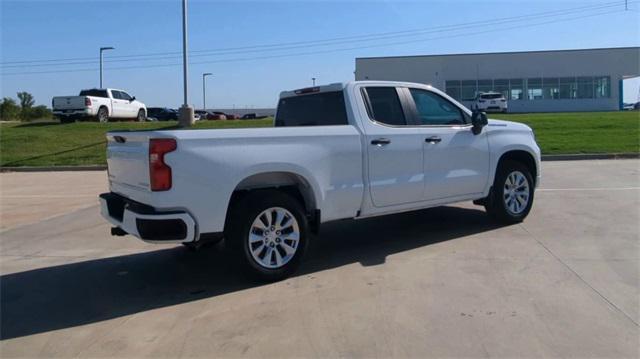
top-left (1, 111), bottom-right (638, 167)
top-left (0, 119), bottom-right (273, 167)
top-left (494, 111), bottom-right (639, 155)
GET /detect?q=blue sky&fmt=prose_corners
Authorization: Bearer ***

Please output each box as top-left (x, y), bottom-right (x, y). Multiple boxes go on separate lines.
top-left (1, 0), bottom-right (639, 108)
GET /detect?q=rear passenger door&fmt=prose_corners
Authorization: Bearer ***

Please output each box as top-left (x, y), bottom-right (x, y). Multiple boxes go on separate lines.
top-left (360, 86), bottom-right (426, 207)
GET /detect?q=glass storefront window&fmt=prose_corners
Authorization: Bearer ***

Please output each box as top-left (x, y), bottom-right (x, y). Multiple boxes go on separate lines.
top-left (461, 80), bottom-right (477, 100)
top-left (559, 77), bottom-right (577, 99)
top-left (577, 76), bottom-right (594, 99)
top-left (595, 76), bottom-right (610, 98)
top-left (510, 79), bottom-right (524, 100)
top-left (527, 78), bottom-right (543, 100)
top-left (493, 79), bottom-right (509, 99)
top-left (477, 79), bottom-right (493, 95)
top-left (543, 78), bottom-right (560, 99)
top-left (445, 80), bottom-right (461, 100)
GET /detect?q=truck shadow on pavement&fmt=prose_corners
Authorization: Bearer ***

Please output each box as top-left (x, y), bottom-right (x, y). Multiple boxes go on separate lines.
top-left (1, 206), bottom-right (503, 340)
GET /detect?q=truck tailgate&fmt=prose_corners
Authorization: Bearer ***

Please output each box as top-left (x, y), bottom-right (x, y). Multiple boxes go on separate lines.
top-left (53, 96), bottom-right (86, 110)
top-left (106, 133), bottom-right (151, 192)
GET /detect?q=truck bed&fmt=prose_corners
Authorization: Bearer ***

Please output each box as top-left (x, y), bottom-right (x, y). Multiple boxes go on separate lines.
top-left (106, 125), bottom-right (365, 235)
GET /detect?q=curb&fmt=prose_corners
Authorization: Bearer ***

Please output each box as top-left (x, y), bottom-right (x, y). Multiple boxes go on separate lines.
top-left (0, 165), bottom-right (107, 173)
top-left (540, 153), bottom-right (639, 161)
top-left (1, 154), bottom-right (638, 172)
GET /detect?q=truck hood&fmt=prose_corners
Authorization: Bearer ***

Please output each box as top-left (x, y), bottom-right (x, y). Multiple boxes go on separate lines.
top-left (487, 119), bottom-right (533, 133)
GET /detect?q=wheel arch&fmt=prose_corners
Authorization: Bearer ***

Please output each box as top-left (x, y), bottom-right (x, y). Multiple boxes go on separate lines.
top-left (496, 149), bottom-right (538, 184)
top-left (99, 105), bottom-right (109, 116)
top-left (225, 171), bottom-right (320, 233)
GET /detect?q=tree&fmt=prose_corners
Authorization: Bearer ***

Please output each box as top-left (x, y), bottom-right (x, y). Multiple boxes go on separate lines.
top-left (29, 105), bottom-right (53, 120)
top-left (0, 97), bottom-right (20, 121)
top-left (17, 91), bottom-right (35, 121)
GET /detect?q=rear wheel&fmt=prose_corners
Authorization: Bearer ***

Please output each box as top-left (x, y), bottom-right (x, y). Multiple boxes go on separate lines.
top-left (97, 107), bottom-right (109, 123)
top-left (485, 160), bottom-right (534, 223)
top-left (226, 190), bottom-right (309, 281)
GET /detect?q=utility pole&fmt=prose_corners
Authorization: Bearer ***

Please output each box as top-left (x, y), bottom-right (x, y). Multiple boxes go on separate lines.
top-left (312, 77), bottom-right (316, 86)
top-left (99, 47), bottom-right (114, 88)
top-left (178, 0), bottom-right (194, 127)
top-left (202, 73), bottom-right (212, 110)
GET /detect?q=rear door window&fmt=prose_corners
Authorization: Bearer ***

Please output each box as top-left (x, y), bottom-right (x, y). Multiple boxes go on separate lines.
top-left (275, 91), bottom-right (348, 127)
top-left (363, 87), bottom-right (407, 126)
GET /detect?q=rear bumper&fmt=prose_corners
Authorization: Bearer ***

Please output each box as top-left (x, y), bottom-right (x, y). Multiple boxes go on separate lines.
top-left (99, 192), bottom-right (196, 243)
top-left (53, 109), bottom-right (92, 117)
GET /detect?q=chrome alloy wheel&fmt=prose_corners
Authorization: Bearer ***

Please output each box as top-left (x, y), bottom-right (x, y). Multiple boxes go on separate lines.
top-left (503, 170), bottom-right (530, 215)
top-left (248, 207), bottom-right (300, 269)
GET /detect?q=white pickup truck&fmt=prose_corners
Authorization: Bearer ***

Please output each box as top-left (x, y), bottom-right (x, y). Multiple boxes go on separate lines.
top-left (52, 88), bottom-right (147, 123)
top-left (100, 81), bottom-right (540, 280)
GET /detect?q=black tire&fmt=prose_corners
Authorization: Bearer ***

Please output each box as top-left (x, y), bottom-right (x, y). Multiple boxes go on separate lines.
top-left (137, 109), bottom-right (146, 122)
top-left (485, 160), bottom-right (535, 224)
top-left (97, 107), bottom-right (109, 123)
top-left (226, 189), bottom-right (309, 281)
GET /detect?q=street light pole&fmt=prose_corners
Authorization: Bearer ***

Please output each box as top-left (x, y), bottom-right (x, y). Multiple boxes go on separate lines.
top-left (99, 47), bottom-right (114, 88)
top-left (312, 77), bottom-right (316, 86)
top-left (178, 0), bottom-right (195, 127)
top-left (202, 73), bottom-right (212, 110)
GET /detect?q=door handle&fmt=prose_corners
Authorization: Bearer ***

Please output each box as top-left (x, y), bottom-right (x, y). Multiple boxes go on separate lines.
top-left (425, 136), bottom-right (442, 143)
top-left (371, 138), bottom-right (391, 146)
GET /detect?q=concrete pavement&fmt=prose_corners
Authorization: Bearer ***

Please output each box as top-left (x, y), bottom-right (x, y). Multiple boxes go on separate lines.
top-left (1, 160), bottom-right (638, 357)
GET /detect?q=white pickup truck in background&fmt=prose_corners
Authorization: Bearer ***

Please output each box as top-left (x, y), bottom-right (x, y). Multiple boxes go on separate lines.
top-left (52, 88), bottom-right (147, 123)
top-left (100, 81), bottom-right (541, 281)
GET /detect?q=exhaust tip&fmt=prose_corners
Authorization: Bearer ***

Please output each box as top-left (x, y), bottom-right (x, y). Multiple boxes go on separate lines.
top-left (111, 227), bottom-right (127, 236)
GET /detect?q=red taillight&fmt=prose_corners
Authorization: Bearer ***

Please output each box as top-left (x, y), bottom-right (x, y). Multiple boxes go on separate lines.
top-left (149, 138), bottom-right (177, 191)
top-left (85, 97), bottom-right (92, 107)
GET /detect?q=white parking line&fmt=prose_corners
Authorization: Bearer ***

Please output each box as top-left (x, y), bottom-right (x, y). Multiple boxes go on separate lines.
top-left (1, 195), bottom-right (97, 198)
top-left (538, 187), bottom-right (640, 191)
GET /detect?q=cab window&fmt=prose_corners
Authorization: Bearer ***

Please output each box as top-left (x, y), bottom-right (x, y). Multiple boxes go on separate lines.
top-left (363, 87), bottom-right (407, 126)
top-left (409, 89), bottom-right (465, 125)
top-left (275, 91), bottom-right (348, 127)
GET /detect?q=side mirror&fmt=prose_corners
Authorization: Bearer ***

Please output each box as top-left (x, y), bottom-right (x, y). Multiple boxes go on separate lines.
top-left (471, 110), bottom-right (488, 135)
top-left (130, 96), bottom-right (136, 102)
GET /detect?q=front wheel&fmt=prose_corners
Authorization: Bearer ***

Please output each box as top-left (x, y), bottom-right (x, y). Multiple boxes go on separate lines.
top-left (485, 160), bottom-right (534, 224)
top-left (137, 109), bottom-right (146, 122)
top-left (226, 190), bottom-right (309, 281)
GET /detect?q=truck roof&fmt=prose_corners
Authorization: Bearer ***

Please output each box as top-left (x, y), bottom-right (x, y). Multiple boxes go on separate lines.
top-left (279, 80), bottom-right (436, 99)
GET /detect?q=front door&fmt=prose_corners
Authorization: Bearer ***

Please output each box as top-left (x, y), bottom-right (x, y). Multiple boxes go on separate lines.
top-left (110, 90), bottom-right (128, 118)
top-left (404, 88), bottom-right (490, 201)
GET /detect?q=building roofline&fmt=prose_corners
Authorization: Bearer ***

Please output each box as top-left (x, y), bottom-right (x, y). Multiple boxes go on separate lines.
top-left (355, 46), bottom-right (640, 61)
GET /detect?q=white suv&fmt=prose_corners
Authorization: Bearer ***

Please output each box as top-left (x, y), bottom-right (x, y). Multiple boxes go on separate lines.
top-left (474, 92), bottom-right (507, 113)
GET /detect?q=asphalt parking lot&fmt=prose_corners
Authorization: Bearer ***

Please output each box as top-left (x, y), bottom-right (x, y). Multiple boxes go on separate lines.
top-left (1, 159), bottom-right (638, 358)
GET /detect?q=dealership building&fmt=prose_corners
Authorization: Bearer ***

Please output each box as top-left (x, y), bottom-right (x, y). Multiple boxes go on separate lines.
top-left (355, 47), bottom-right (639, 112)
